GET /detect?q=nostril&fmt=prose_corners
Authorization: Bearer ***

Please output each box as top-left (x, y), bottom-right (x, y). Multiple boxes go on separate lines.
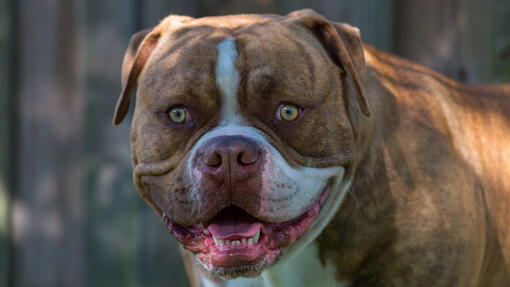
top-left (203, 151), bottom-right (222, 167)
top-left (237, 149), bottom-right (260, 166)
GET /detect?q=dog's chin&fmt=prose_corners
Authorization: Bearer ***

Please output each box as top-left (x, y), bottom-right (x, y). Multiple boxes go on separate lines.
top-left (211, 265), bottom-right (262, 279)
top-left (206, 258), bottom-right (281, 279)
top-left (162, 182), bottom-right (333, 279)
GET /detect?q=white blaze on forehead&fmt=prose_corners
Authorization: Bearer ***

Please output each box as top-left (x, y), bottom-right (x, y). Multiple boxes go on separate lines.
top-left (215, 38), bottom-right (242, 125)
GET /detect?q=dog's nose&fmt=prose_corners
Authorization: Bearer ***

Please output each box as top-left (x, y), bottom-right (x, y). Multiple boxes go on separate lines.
top-left (198, 136), bottom-right (262, 180)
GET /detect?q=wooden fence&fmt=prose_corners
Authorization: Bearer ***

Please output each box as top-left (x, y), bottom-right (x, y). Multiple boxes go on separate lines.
top-left (0, 0), bottom-right (508, 286)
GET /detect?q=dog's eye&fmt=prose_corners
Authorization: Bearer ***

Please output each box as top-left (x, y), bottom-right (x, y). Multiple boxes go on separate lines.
top-left (168, 106), bottom-right (188, 124)
top-left (278, 103), bottom-right (301, 122)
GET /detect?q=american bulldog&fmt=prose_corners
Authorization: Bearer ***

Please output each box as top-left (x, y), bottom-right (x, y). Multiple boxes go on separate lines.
top-left (113, 9), bottom-right (510, 287)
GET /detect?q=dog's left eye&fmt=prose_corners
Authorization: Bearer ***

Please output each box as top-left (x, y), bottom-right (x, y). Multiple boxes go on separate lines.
top-left (278, 103), bottom-right (301, 122)
top-left (168, 106), bottom-right (188, 124)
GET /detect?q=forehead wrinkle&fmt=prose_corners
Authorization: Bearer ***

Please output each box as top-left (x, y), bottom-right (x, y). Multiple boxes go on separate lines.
top-left (237, 30), bottom-right (322, 103)
top-left (142, 31), bottom-right (222, 105)
top-left (287, 36), bottom-right (316, 92)
top-left (139, 44), bottom-right (210, 103)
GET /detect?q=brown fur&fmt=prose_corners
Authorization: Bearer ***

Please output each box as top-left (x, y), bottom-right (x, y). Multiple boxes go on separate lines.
top-left (114, 9), bottom-right (510, 286)
top-left (317, 46), bottom-right (510, 286)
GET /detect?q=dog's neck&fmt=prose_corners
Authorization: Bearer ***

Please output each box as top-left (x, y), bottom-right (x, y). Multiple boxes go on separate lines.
top-left (316, 76), bottom-right (399, 278)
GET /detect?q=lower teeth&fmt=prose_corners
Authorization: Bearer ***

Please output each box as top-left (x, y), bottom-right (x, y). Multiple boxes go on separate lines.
top-left (212, 231), bottom-right (260, 247)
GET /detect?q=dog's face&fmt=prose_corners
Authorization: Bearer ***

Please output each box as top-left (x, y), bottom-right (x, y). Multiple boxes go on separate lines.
top-left (114, 10), bottom-right (370, 279)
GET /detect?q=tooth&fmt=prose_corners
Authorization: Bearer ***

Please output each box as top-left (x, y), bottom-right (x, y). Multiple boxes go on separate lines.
top-left (218, 239), bottom-right (223, 246)
top-left (248, 238), bottom-right (253, 245)
top-left (242, 238), bottom-right (247, 243)
top-left (231, 240), bottom-right (236, 246)
top-left (235, 240), bottom-right (240, 245)
top-left (226, 240), bottom-right (230, 245)
top-left (253, 230), bottom-right (260, 243)
top-left (213, 236), bottom-right (218, 245)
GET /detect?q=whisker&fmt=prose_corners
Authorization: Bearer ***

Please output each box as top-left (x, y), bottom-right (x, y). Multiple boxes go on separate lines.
top-left (349, 186), bottom-right (360, 219)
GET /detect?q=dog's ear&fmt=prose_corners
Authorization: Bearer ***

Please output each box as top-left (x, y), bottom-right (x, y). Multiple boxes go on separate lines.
top-left (113, 28), bottom-right (161, 125)
top-left (113, 16), bottom-right (195, 125)
top-left (287, 9), bottom-right (370, 119)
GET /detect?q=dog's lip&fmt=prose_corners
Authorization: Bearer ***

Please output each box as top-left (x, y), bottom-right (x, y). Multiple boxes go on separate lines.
top-left (162, 178), bottom-right (334, 275)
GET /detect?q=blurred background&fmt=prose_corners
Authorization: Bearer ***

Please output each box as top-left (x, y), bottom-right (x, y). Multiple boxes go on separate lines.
top-left (0, 0), bottom-right (509, 286)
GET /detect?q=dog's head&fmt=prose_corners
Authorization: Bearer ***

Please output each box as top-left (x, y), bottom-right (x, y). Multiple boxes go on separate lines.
top-left (113, 9), bottom-right (370, 279)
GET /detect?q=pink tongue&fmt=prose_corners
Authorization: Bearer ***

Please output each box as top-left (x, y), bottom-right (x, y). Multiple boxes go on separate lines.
top-left (207, 207), bottom-right (262, 239)
top-left (209, 222), bottom-right (261, 239)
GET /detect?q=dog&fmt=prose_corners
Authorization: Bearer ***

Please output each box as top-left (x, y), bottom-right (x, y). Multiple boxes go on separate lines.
top-left (113, 9), bottom-right (510, 286)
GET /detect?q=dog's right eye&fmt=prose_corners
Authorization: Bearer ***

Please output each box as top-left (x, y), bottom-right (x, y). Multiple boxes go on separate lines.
top-left (168, 106), bottom-right (188, 124)
top-left (277, 103), bottom-right (301, 122)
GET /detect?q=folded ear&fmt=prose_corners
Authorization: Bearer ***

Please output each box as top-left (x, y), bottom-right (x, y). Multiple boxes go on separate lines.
top-left (113, 28), bottom-right (161, 125)
top-left (287, 9), bottom-right (370, 119)
top-left (331, 22), bottom-right (366, 82)
top-left (113, 16), bottom-right (196, 125)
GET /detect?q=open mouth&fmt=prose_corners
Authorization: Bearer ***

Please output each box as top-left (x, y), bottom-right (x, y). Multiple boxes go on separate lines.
top-left (162, 182), bottom-right (332, 278)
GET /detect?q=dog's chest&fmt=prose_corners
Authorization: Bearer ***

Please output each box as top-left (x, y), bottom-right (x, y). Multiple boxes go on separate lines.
top-left (201, 243), bottom-right (349, 287)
